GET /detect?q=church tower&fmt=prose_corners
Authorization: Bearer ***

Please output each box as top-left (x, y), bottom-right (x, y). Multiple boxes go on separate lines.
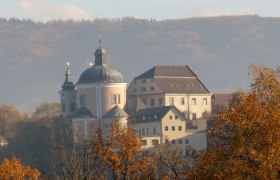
top-left (59, 62), bottom-right (77, 118)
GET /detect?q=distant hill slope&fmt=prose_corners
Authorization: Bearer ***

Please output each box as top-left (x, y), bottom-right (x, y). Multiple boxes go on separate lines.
top-left (0, 16), bottom-right (279, 112)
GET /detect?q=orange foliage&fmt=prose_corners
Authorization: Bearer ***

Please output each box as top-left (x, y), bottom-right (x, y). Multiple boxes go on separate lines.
top-left (0, 155), bottom-right (41, 180)
top-left (191, 65), bottom-right (280, 179)
top-left (91, 121), bottom-right (156, 179)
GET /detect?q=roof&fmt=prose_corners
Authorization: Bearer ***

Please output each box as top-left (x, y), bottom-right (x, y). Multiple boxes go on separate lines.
top-left (212, 93), bottom-right (232, 105)
top-left (77, 64), bottom-right (125, 84)
top-left (102, 105), bottom-right (128, 119)
top-left (77, 45), bottom-right (125, 85)
top-left (62, 81), bottom-right (75, 91)
top-left (72, 106), bottom-right (96, 119)
top-left (134, 66), bottom-right (196, 79)
top-left (134, 65), bottom-right (210, 94)
top-left (132, 106), bottom-right (184, 123)
top-left (155, 78), bottom-right (210, 94)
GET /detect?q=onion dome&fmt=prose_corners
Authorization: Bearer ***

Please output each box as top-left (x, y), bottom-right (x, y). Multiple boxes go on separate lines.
top-left (77, 41), bottom-right (125, 84)
top-left (62, 62), bottom-right (75, 91)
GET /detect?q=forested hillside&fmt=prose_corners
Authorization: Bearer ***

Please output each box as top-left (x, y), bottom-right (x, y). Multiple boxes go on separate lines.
top-left (0, 16), bottom-right (280, 111)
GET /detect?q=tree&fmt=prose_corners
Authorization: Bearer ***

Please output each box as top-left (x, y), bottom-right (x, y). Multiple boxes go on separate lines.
top-left (153, 142), bottom-right (191, 179)
top-left (191, 65), bottom-right (280, 179)
top-left (0, 104), bottom-right (21, 138)
top-left (34, 102), bottom-right (60, 118)
top-left (51, 120), bottom-right (106, 179)
top-left (91, 121), bottom-right (156, 179)
top-left (0, 155), bottom-right (40, 180)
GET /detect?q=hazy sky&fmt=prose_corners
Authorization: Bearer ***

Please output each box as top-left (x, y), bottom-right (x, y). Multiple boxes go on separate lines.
top-left (1, 0), bottom-right (280, 21)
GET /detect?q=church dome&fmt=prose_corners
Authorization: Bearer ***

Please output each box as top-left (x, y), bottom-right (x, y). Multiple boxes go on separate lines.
top-left (77, 43), bottom-right (125, 84)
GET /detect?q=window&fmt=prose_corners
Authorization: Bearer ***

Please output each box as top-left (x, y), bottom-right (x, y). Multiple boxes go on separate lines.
top-left (178, 126), bottom-right (182, 131)
top-left (142, 128), bottom-right (145, 135)
top-left (141, 79), bottom-right (146, 84)
top-left (169, 115), bottom-right (172, 120)
top-left (141, 140), bottom-right (147, 146)
top-left (172, 126), bottom-right (175, 131)
top-left (105, 124), bottom-right (109, 128)
top-left (152, 139), bottom-right (159, 145)
top-left (192, 113), bottom-right (197, 120)
top-left (159, 98), bottom-right (163, 105)
top-left (80, 95), bottom-right (86, 105)
top-left (185, 139), bottom-right (189, 144)
top-left (151, 98), bottom-right (155, 106)
top-left (133, 88), bottom-right (137, 93)
top-left (153, 127), bottom-right (157, 135)
top-left (203, 98), bottom-right (207, 105)
top-left (146, 128), bottom-right (149, 135)
top-left (172, 140), bottom-right (176, 144)
top-left (150, 86), bottom-right (155, 91)
top-left (165, 126), bottom-right (168, 131)
top-left (112, 94), bottom-right (120, 104)
top-left (175, 115), bottom-right (178, 120)
top-left (62, 103), bottom-right (65, 112)
top-left (71, 103), bottom-right (75, 112)
top-left (178, 139), bottom-right (182, 144)
top-left (169, 97), bottom-right (174, 105)
top-left (181, 97), bottom-right (185, 105)
top-left (141, 87), bottom-right (146, 92)
top-left (191, 98), bottom-right (196, 105)
top-left (165, 139), bottom-right (169, 144)
top-left (139, 128), bottom-right (141, 135)
top-left (142, 98), bottom-right (146, 104)
top-left (134, 80), bottom-right (137, 84)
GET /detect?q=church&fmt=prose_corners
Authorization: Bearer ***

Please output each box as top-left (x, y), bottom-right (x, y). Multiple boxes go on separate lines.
top-left (59, 41), bottom-right (211, 150)
top-left (59, 41), bottom-right (128, 139)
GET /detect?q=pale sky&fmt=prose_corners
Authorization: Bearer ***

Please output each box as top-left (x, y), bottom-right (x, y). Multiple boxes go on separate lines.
top-left (0, 0), bottom-right (280, 21)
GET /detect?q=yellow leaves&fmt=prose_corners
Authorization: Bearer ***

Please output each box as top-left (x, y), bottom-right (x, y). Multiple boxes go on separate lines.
top-left (91, 121), bottom-right (155, 179)
top-left (0, 155), bottom-right (41, 180)
top-left (194, 65), bottom-right (280, 179)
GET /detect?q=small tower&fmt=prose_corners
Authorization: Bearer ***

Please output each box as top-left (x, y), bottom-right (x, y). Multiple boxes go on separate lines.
top-left (59, 62), bottom-right (77, 118)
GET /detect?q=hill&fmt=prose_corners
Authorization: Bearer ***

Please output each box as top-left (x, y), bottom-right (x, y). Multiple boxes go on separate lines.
top-left (0, 16), bottom-right (279, 112)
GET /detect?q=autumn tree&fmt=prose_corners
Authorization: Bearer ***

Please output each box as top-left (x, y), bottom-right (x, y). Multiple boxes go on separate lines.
top-left (0, 155), bottom-right (40, 180)
top-left (0, 104), bottom-right (21, 138)
top-left (191, 65), bottom-right (280, 179)
top-left (153, 142), bottom-right (192, 179)
top-left (91, 121), bottom-right (156, 179)
top-left (50, 120), bottom-right (106, 179)
top-left (34, 102), bottom-right (60, 118)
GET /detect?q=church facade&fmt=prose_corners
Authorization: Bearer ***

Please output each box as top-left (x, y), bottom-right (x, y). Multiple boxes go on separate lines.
top-left (59, 42), bottom-right (128, 139)
top-left (59, 42), bottom-right (211, 150)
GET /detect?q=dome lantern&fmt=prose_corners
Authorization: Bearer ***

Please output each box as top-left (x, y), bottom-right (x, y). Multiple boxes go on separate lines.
top-left (94, 40), bottom-right (107, 65)
top-left (77, 42), bottom-right (125, 85)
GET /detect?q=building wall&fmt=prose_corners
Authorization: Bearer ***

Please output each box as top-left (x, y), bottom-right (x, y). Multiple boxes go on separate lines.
top-left (60, 90), bottom-right (76, 118)
top-left (135, 108), bottom-right (207, 154)
top-left (72, 118), bottom-right (98, 142)
top-left (134, 121), bottom-right (162, 149)
top-left (101, 117), bottom-right (128, 137)
top-left (127, 78), bottom-right (211, 119)
top-left (164, 94), bottom-right (211, 119)
top-left (76, 83), bottom-right (126, 119)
